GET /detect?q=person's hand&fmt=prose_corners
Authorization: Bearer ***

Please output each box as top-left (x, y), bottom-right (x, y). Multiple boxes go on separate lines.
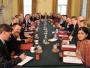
top-left (19, 53), bottom-right (27, 60)
top-left (69, 35), bottom-right (73, 41)
top-left (13, 56), bottom-right (18, 59)
top-left (24, 33), bottom-right (31, 38)
top-left (25, 38), bottom-right (32, 43)
top-left (11, 51), bottom-right (16, 59)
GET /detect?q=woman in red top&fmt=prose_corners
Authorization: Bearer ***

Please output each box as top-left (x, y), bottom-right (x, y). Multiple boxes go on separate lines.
top-left (77, 27), bottom-right (90, 68)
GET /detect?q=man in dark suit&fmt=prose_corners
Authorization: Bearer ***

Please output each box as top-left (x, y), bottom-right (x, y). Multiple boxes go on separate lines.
top-left (69, 16), bottom-right (79, 44)
top-left (6, 23), bottom-right (31, 55)
top-left (60, 15), bottom-right (68, 28)
top-left (0, 24), bottom-right (26, 68)
top-left (65, 17), bottom-right (74, 34)
top-left (23, 14), bottom-right (31, 31)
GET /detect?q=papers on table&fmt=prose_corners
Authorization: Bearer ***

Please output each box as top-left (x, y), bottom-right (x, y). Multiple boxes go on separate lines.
top-left (48, 38), bottom-right (58, 42)
top-left (63, 56), bottom-right (82, 64)
top-left (24, 31), bottom-right (34, 34)
top-left (63, 51), bottom-right (76, 56)
top-left (17, 56), bottom-right (33, 66)
top-left (62, 44), bottom-right (76, 48)
top-left (62, 44), bottom-right (82, 64)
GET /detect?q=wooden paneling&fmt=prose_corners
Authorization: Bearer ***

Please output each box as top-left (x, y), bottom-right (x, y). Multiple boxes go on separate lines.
top-left (67, 0), bottom-right (72, 17)
top-left (86, 0), bottom-right (90, 19)
top-left (86, 0), bottom-right (90, 26)
top-left (52, 0), bottom-right (57, 14)
top-left (70, 0), bottom-right (82, 16)
top-left (18, 0), bottom-right (23, 14)
top-left (32, 0), bottom-right (37, 14)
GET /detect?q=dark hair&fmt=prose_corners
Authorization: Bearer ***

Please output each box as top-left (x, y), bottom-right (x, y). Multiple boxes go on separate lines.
top-left (15, 14), bottom-right (20, 18)
top-left (71, 16), bottom-right (77, 20)
top-left (25, 14), bottom-right (30, 18)
top-left (0, 24), bottom-right (12, 34)
top-left (63, 15), bottom-right (68, 17)
top-left (11, 23), bottom-right (21, 27)
top-left (77, 27), bottom-right (90, 39)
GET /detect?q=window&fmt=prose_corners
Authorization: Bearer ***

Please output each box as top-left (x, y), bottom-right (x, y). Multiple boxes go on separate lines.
top-left (81, 0), bottom-right (87, 16)
top-left (58, 0), bottom-right (68, 15)
top-left (23, 0), bottom-right (32, 16)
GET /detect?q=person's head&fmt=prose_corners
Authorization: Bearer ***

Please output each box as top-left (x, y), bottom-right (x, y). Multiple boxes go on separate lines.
top-left (15, 15), bottom-right (20, 18)
top-left (77, 16), bottom-right (86, 22)
top-left (66, 17), bottom-right (72, 24)
top-left (71, 16), bottom-right (77, 25)
top-left (62, 15), bottom-right (68, 21)
top-left (0, 24), bottom-right (12, 41)
top-left (77, 27), bottom-right (90, 41)
top-left (11, 17), bottom-right (19, 24)
top-left (19, 13), bottom-right (24, 21)
top-left (25, 14), bottom-right (30, 20)
top-left (78, 20), bottom-right (87, 28)
top-left (12, 23), bottom-right (21, 33)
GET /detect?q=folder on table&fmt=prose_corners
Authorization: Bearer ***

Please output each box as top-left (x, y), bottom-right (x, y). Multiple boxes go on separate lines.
top-left (62, 44), bottom-right (76, 51)
top-left (62, 44), bottom-right (76, 48)
top-left (63, 56), bottom-right (82, 64)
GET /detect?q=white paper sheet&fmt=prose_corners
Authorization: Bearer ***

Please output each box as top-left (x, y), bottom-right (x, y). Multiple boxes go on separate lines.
top-left (62, 44), bottom-right (76, 48)
top-left (63, 51), bottom-right (76, 56)
top-left (17, 56), bottom-right (34, 66)
top-left (63, 56), bottom-right (82, 64)
top-left (48, 38), bottom-right (57, 42)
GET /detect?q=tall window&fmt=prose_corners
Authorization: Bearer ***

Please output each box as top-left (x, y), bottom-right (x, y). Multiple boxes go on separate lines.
top-left (81, 0), bottom-right (87, 16)
top-left (23, 0), bottom-right (32, 16)
top-left (58, 0), bottom-right (68, 15)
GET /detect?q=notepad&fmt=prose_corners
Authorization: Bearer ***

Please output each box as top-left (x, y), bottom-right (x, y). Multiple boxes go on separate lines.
top-left (63, 56), bottom-right (82, 64)
top-left (17, 56), bottom-right (34, 66)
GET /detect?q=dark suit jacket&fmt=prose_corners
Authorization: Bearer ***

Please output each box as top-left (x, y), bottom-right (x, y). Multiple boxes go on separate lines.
top-left (71, 24), bottom-right (79, 37)
top-left (23, 19), bottom-right (31, 27)
top-left (6, 34), bottom-right (25, 55)
top-left (65, 24), bottom-right (74, 34)
top-left (70, 24), bottom-right (79, 44)
top-left (60, 20), bottom-right (67, 28)
top-left (0, 40), bottom-right (21, 68)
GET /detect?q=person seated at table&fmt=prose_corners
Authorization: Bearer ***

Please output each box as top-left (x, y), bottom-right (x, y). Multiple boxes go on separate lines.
top-left (10, 17), bottom-right (19, 26)
top-left (0, 24), bottom-right (26, 68)
top-left (60, 15), bottom-right (68, 28)
top-left (69, 16), bottom-right (79, 44)
top-left (6, 23), bottom-right (32, 56)
top-left (65, 17), bottom-right (74, 34)
top-left (18, 13), bottom-right (24, 25)
top-left (23, 14), bottom-right (31, 31)
top-left (77, 16), bottom-right (86, 24)
top-left (78, 20), bottom-right (87, 28)
top-left (76, 27), bottom-right (90, 68)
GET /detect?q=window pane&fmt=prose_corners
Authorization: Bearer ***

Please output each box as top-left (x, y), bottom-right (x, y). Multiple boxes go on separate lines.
top-left (23, 0), bottom-right (32, 16)
top-left (58, 6), bottom-right (60, 14)
top-left (58, 0), bottom-right (68, 5)
top-left (58, 0), bottom-right (68, 15)
top-left (60, 6), bottom-right (67, 15)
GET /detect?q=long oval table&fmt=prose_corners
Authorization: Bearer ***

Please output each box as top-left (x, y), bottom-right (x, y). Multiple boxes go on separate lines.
top-left (22, 20), bottom-right (85, 68)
